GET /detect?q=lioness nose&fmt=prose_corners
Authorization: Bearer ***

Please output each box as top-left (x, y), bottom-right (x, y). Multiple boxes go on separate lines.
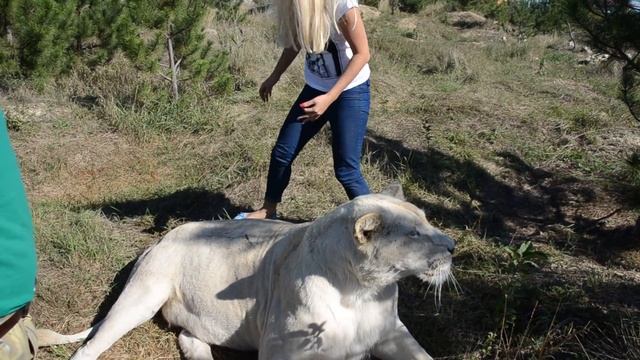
top-left (429, 229), bottom-right (456, 254)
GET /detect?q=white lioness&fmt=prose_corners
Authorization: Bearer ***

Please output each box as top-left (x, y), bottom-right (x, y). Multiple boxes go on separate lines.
top-left (40, 185), bottom-right (455, 360)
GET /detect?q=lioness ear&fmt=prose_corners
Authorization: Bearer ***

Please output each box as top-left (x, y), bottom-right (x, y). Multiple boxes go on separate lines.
top-left (354, 213), bottom-right (382, 245)
top-left (381, 181), bottom-right (404, 201)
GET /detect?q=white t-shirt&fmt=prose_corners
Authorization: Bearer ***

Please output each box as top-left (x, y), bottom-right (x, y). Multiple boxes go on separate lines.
top-left (303, 0), bottom-right (371, 92)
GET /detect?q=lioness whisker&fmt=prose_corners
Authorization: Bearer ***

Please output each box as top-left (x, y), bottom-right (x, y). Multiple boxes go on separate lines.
top-left (445, 274), bottom-right (453, 294)
top-left (450, 273), bottom-right (462, 295)
top-left (445, 271), bottom-right (461, 296)
top-left (432, 268), bottom-right (444, 311)
top-left (423, 282), bottom-right (433, 300)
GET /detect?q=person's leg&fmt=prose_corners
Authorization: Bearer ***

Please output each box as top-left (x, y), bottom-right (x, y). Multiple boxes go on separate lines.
top-left (327, 81), bottom-right (371, 200)
top-left (0, 315), bottom-right (37, 360)
top-left (242, 86), bottom-right (328, 219)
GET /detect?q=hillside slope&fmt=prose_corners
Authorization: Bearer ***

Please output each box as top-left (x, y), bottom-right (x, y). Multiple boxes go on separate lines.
top-left (2, 5), bottom-right (639, 359)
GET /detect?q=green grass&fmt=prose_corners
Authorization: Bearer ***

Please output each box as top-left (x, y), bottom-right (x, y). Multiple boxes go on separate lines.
top-left (37, 207), bottom-right (122, 265)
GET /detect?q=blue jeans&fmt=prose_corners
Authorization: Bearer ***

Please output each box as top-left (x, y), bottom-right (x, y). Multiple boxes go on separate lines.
top-left (265, 80), bottom-right (371, 203)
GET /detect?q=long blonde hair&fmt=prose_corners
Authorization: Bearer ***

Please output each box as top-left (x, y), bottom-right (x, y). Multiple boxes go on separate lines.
top-left (274, 0), bottom-right (339, 54)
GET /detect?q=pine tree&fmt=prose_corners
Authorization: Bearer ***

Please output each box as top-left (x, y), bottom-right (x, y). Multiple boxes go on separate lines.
top-left (7, 0), bottom-right (78, 78)
top-left (211, 0), bottom-right (245, 22)
top-left (152, 0), bottom-right (233, 100)
top-left (0, 0), bottom-right (146, 79)
top-left (76, 0), bottom-right (148, 66)
top-left (566, 0), bottom-right (640, 121)
top-left (1, 0), bottom-right (10, 35)
top-left (0, 0), bottom-right (234, 95)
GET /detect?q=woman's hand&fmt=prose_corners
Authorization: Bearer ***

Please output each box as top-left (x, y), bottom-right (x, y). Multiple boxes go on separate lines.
top-left (261, 47), bottom-right (299, 102)
top-left (297, 94), bottom-right (336, 123)
top-left (259, 75), bottom-right (280, 102)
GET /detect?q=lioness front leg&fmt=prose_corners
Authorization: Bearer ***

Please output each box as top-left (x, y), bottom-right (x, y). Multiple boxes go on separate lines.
top-left (372, 319), bottom-right (433, 360)
top-left (178, 330), bottom-right (214, 360)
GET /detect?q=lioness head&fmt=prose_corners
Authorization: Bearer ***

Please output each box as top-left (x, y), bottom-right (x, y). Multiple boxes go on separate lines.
top-left (347, 186), bottom-right (455, 289)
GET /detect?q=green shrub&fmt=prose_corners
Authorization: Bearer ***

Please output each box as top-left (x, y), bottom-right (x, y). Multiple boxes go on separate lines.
top-left (0, 38), bottom-right (19, 83)
top-left (211, 0), bottom-right (245, 22)
top-left (8, 0), bottom-right (78, 79)
top-left (623, 152), bottom-right (640, 204)
top-left (453, 0), bottom-right (568, 34)
top-left (485, 41), bottom-right (531, 62)
top-left (361, 0), bottom-right (380, 7)
top-left (502, 241), bottom-right (547, 272)
top-left (399, 0), bottom-right (431, 13)
top-left (0, 0), bottom-right (235, 92)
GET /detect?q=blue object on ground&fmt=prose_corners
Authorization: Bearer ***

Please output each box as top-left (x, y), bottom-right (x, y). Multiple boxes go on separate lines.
top-left (233, 212), bottom-right (277, 220)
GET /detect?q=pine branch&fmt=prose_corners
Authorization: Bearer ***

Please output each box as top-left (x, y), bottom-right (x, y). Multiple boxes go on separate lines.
top-left (158, 72), bottom-right (172, 82)
top-left (167, 28), bottom-right (179, 101)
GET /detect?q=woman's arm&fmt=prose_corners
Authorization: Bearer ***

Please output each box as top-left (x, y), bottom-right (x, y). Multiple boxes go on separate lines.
top-left (260, 47), bottom-right (299, 102)
top-left (327, 8), bottom-right (370, 100)
top-left (298, 8), bottom-right (370, 121)
top-left (271, 47), bottom-right (300, 80)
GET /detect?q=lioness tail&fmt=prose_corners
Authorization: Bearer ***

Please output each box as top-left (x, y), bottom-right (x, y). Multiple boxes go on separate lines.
top-left (36, 326), bottom-right (94, 347)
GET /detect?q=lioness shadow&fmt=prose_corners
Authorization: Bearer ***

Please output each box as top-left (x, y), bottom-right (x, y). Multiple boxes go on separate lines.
top-left (364, 131), bottom-right (639, 263)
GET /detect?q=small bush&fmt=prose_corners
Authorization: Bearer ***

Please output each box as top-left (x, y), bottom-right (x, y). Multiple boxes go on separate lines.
top-left (502, 241), bottom-right (547, 272)
top-left (451, 0), bottom-right (568, 34)
top-left (622, 68), bottom-right (640, 122)
top-left (624, 151), bottom-right (640, 187)
top-left (361, 0), bottom-right (381, 7)
top-left (211, 0), bottom-right (246, 22)
top-left (372, 23), bottom-right (471, 75)
top-left (569, 110), bottom-right (601, 132)
top-left (485, 41), bottom-right (531, 62)
top-left (61, 56), bottom-right (233, 137)
top-left (541, 49), bottom-right (574, 64)
top-left (0, 38), bottom-right (19, 84)
top-left (399, 0), bottom-right (432, 13)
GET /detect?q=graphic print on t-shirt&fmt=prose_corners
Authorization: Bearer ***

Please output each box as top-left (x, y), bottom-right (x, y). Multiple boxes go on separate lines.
top-left (305, 52), bottom-right (338, 79)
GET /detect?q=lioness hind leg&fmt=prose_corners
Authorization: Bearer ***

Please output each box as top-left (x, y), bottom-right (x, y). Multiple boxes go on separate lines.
top-left (179, 330), bottom-right (214, 360)
top-left (69, 281), bottom-right (172, 360)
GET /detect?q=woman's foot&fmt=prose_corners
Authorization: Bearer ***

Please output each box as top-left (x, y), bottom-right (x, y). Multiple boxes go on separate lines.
top-left (234, 203), bottom-right (277, 220)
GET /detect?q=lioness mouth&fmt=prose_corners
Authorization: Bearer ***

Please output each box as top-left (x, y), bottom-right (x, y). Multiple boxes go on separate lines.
top-left (420, 257), bottom-right (451, 283)
top-left (417, 256), bottom-right (457, 309)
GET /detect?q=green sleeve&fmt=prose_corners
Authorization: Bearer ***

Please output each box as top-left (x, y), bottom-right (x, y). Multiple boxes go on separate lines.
top-left (0, 109), bottom-right (37, 317)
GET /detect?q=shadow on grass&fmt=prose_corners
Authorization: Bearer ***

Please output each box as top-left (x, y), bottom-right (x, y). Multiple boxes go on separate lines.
top-left (364, 131), bottom-right (639, 264)
top-left (88, 187), bottom-right (308, 235)
top-left (397, 271), bottom-right (640, 358)
top-left (88, 188), bottom-right (243, 234)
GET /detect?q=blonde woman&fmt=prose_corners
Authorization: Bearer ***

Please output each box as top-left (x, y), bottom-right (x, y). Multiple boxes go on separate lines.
top-left (236, 0), bottom-right (372, 220)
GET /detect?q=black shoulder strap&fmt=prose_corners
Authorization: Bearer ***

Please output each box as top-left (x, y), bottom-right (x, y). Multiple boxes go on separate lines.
top-left (326, 39), bottom-right (342, 76)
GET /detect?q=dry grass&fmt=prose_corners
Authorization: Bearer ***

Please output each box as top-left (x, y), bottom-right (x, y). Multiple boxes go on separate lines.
top-left (1, 4), bottom-right (639, 359)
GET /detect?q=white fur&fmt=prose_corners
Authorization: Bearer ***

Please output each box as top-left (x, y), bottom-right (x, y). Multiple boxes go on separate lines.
top-left (42, 193), bottom-right (454, 360)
